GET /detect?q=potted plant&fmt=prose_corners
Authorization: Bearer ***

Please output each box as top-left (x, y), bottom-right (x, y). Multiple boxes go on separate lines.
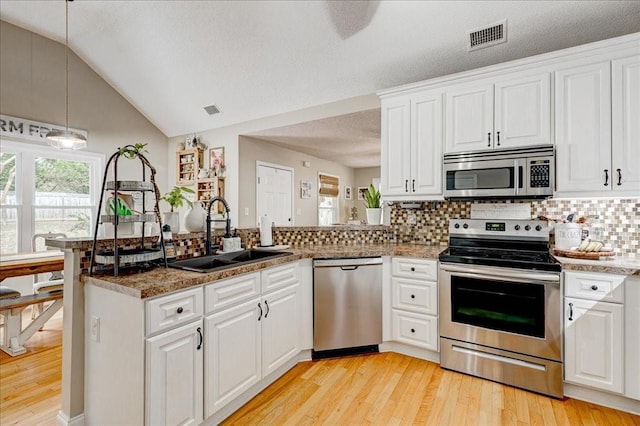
top-left (363, 183), bottom-right (382, 225)
top-left (160, 186), bottom-right (195, 232)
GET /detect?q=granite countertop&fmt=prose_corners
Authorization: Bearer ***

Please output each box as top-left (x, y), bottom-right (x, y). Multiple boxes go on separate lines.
top-left (84, 243), bottom-right (446, 299)
top-left (552, 254), bottom-right (640, 276)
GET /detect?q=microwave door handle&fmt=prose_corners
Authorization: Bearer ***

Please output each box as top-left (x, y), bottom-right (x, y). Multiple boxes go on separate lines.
top-left (514, 160), bottom-right (520, 196)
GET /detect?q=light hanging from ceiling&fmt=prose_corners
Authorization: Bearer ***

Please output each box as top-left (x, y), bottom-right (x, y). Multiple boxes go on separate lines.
top-left (46, 0), bottom-right (86, 150)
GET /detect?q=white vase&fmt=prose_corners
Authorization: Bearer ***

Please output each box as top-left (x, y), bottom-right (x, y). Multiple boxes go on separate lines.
top-left (366, 208), bottom-right (382, 225)
top-left (184, 202), bottom-right (206, 232)
top-left (163, 211), bottom-right (180, 233)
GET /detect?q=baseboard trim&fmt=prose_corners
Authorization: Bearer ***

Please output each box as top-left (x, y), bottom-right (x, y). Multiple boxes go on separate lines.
top-left (380, 341), bottom-right (440, 364)
top-left (564, 383), bottom-right (640, 415)
top-left (56, 411), bottom-right (85, 426)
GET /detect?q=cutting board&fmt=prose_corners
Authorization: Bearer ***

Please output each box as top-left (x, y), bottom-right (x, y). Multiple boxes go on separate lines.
top-left (552, 248), bottom-right (615, 259)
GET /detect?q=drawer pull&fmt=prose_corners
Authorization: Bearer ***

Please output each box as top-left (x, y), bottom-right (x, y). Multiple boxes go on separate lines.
top-left (591, 285), bottom-right (599, 291)
top-left (176, 307), bottom-right (184, 314)
top-left (410, 328), bottom-right (415, 333)
top-left (410, 267), bottom-right (415, 272)
top-left (410, 294), bottom-right (415, 299)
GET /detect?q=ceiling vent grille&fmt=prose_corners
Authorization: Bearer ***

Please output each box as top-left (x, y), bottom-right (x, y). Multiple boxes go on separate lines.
top-left (204, 104), bottom-right (220, 115)
top-left (468, 20), bottom-right (507, 51)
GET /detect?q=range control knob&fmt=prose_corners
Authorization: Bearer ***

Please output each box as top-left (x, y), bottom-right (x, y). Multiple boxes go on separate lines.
top-left (454, 223), bottom-right (460, 229)
top-left (535, 225), bottom-right (542, 231)
top-left (462, 223), bottom-right (469, 229)
top-left (525, 225), bottom-right (531, 231)
top-left (514, 225), bottom-right (521, 231)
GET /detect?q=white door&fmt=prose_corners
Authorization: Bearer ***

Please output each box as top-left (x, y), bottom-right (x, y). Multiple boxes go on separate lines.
top-left (257, 163), bottom-right (293, 226)
top-left (146, 321), bottom-right (203, 426)
top-left (494, 73), bottom-right (552, 149)
top-left (204, 298), bottom-right (262, 417)
top-left (564, 297), bottom-right (624, 394)
top-left (555, 61), bottom-right (612, 193)
top-left (411, 91), bottom-right (443, 196)
top-left (261, 284), bottom-right (300, 377)
top-left (380, 95), bottom-right (411, 196)
top-left (445, 83), bottom-right (494, 153)
top-left (612, 55), bottom-right (640, 194)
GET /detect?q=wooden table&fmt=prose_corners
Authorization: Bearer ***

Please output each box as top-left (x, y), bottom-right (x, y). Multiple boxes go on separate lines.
top-left (0, 251), bottom-right (64, 282)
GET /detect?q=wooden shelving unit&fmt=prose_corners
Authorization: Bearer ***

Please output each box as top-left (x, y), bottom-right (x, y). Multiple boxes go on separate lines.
top-left (176, 148), bottom-right (203, 185)
top-left (196, 177), bottom-right (225, 213)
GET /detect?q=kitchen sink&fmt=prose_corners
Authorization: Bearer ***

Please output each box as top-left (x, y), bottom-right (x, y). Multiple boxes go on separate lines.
top-left (168, 249), bottom-right (292, 273)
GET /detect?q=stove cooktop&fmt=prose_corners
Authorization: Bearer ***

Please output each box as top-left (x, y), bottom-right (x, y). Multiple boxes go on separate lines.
top-left (438, 246), bottom-right (561, 272)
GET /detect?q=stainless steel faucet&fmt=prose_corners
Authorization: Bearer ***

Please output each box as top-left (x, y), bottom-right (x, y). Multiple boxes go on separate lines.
top-left (205, 196), bottom-right (231, 256)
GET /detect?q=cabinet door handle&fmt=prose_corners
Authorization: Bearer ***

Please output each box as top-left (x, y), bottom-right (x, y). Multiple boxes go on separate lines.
top-left (591, 285), bottom-right (599, 291)
top-left (617, 168), bottom-right (622, 186)
top-left (196, 327), bottom-right (203, 350)
top-left (487, 132), bottom-right (491, 147)
top-left (410, 267), bottom-right (415, 272)
top-left (410, 328), bottom-right (415, 333)
top-left (568, 302), bottom-right (574, 321)
top-left (257, 302), bottom-right (263, 321)
top-left (410, 294), bottom-right (415, 299)
top-left (405, 179), bottom-right (408, 192)
top-left (604, 169), bottom-right (609, 186)
top-left (496, 131), bottom-right (500, 146)
top-left (412, 179), bottom-right (415, 192)
top-left (264, 300), bottom-right (270, 318)
top-left (176, 307), bottom-right (184, 314)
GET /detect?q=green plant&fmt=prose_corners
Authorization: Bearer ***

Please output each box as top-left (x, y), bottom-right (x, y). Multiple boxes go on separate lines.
top-left (160, 186), bottom-right (194, 212)
top-left (119, 143), bottom-right (149, 159)
top-left (363, 183), bottom-right (381, 209)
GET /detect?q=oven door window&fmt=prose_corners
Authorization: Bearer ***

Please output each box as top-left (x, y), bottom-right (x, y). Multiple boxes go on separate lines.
top-left (451, 276), bottom-right (545, 338)
top-left (445, 167), bottom-right (520, 190)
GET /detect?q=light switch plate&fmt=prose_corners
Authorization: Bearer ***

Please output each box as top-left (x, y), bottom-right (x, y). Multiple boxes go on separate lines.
top-left (90, 316), bottom-right (100, 342)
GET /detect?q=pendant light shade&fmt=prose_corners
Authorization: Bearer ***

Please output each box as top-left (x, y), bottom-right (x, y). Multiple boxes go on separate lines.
top-left (46, 0), bottom-right (87, 151)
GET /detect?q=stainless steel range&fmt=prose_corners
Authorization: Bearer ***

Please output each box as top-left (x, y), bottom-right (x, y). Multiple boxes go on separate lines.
top-left (438, 219), bottom-right (563, 398)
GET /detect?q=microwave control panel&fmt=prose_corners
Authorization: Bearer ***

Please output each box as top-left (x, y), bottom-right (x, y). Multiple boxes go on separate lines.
top-left (529, 160), bottom-right (550, 188)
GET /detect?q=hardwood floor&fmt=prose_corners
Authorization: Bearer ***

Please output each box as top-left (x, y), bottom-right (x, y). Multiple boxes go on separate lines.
top-left (0, 308), bottom-right (62, 426)
top-left (1, 314), bottom-right (639, 425)
top-left (224, 352), bottom-right (640, 426)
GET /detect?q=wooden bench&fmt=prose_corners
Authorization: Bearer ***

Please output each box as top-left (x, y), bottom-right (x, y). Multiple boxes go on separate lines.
top-left (0, 290), bottom-right (63, 356)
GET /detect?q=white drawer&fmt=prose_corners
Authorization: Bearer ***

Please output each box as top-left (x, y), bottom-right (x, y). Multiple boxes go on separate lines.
top-left (391, 309), bottom-right (438, 351)
top-left (204, 272), bottom-right (261, 314)
top-left (391, 277), bottom-right (437, 315)
top-left (391, 257), bottom-right (437, 281)
top-left (565, 271), bottom-right (625, 303)
top-left (146, 287), bottom-right (203, 336)
top-left (262, 262), bottom-right (299, 294)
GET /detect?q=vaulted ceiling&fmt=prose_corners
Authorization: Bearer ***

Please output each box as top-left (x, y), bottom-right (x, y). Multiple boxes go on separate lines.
top-left (2, 1), bottom-right (639, 144)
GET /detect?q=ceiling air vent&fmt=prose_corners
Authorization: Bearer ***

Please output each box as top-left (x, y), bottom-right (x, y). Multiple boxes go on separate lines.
top-left (204, 104), bottom-right (220, 115)
top-left (467, 20), bottom-right (507, 52)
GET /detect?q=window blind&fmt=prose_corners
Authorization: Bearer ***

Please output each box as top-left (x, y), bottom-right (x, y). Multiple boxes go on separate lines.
top-left (318, 173), bottom-right (339, 197)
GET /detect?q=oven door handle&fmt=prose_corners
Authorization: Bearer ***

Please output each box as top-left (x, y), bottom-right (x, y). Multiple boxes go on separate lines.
top-left (440, 264), bottom-right (560, 283)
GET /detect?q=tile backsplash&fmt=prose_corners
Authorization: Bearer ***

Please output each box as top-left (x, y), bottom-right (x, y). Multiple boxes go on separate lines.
top-left (390, 198), bottom-right (640, 257)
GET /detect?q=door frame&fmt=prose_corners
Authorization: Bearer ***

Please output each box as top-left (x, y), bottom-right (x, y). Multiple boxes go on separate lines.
top-left (255, 161), bottom-right (295, 226)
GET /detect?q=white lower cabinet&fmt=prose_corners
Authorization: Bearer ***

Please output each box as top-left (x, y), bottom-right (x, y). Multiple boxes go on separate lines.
top-left (563, 271), bottom-right (627, 396)
top-left (261, 285), bottom-right (300, 377)
top-left (146, 320), bottom-right (204, 426)
top-left (390, 258), bottom-right (438, 352)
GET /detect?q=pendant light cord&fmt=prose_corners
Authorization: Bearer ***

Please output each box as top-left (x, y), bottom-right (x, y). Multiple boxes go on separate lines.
top-left (65, 0), bottom-right (70, 131)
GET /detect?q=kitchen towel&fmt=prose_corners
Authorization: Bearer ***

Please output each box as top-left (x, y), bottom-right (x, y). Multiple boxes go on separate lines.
top-left (259, 215), bottom-right (274, 247)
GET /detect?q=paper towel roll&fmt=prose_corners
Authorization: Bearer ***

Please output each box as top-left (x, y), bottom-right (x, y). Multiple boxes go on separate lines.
top-left (259, 215), bottom-right (273, 247)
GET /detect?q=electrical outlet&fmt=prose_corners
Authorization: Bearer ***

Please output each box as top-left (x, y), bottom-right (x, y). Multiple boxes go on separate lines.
top-left (90, 316), bottom-right (100, 342)
top-left (244, 207), bottom-right (249, 216)
top-left (407, 213), bottom-right (417, 225)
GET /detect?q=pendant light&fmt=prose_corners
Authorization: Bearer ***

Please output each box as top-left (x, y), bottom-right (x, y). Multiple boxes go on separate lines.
top-left (46, 0), bottom-right (87, 150)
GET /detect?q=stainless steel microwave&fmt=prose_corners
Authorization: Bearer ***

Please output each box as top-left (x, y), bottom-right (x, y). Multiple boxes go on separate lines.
top-left (443, 145), bottom-right (554, 199)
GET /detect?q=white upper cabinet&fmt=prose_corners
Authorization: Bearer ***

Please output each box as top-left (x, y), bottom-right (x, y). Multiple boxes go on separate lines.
top-left (381, 91), bottom-right (443, 200)
top-left (556, 54), bottom-right (640, 196)
top-left (445, 73), bottom-right (552, 154)
top-left (555, 61), bottom-right (612, 193)
top-left (612, 55), bottom-right (640, 193)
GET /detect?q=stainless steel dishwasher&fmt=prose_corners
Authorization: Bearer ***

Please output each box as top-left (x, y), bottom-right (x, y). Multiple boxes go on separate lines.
top-left (313, 257), bottom-right (382, 358)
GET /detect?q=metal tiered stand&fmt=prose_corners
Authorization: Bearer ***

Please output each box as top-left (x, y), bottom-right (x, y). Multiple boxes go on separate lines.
top-left (90, 145), bottom-right (167, 276)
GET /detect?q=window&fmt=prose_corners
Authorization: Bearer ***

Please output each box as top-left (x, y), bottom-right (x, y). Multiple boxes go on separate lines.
top-left (0, 140), bottom-right (103, 255)
top-left (318, 173), bottom-right (339, 226)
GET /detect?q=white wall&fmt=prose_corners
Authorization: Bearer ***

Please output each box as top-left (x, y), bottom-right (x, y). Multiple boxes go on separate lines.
top-left (167, 94), bottom-right (380, 228)
top-left (353, 167), bottom-right (381, 221)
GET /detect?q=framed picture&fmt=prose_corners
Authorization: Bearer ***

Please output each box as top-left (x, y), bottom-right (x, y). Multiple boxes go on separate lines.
top-left (301, 180), bottom-right (312, 199)
top-left (210, 147), bottom-right (225, 168)
top-left (344, 186), bottom-right (352, 200)
top-left (357, 187), bottom-right (368, 201)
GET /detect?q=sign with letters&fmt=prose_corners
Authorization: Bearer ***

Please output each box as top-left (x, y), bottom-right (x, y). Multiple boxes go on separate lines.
top-left (0, 114), bottom-right (88, 143)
